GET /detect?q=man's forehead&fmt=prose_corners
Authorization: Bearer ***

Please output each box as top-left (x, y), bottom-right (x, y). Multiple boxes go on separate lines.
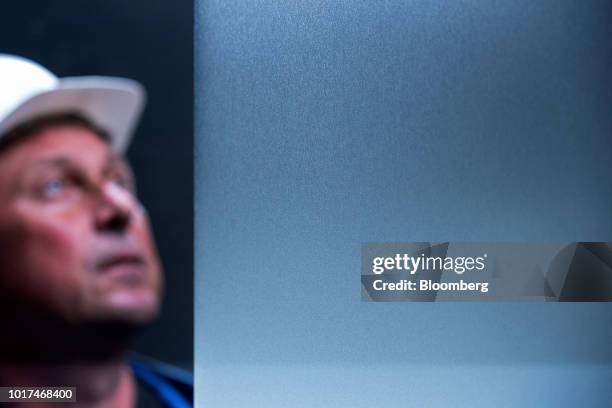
top-left (0, 123), bottom-right (122, 165)
top-left (0, 123), bottom-right (131, 194)
top-left (0, 113), bottom-right (111, 152)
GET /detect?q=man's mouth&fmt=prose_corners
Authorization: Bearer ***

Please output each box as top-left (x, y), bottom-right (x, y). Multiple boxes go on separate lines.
top-left (96, 252), bottom-right (147, 284)
top-left (99, 254), bottom-right (144, 269)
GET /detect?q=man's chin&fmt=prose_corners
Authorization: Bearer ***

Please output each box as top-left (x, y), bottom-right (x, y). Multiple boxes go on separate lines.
top-left (95, 288), bottom-right (161, 325)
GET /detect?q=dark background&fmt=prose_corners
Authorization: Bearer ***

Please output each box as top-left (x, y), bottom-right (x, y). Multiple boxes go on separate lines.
top-left (0, 1), bottom-right (193, 368)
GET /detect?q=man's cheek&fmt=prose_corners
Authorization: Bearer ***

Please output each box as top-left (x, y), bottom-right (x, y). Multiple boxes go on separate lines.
top-left (0, 216), bottom-right (39, 291)
top-left (18, 223), bottom-right (87, 309)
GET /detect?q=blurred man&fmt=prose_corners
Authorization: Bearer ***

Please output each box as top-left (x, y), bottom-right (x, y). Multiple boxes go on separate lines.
top-left (0, 55), bottom-right (192, 408)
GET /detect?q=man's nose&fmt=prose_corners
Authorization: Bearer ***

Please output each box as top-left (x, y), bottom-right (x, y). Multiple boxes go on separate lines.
top-left (94, 182), bottom-right (135, 233)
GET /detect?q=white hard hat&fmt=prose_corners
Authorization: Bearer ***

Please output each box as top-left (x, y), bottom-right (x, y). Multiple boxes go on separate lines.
top-left (0, 54), bottom-right (145, 153)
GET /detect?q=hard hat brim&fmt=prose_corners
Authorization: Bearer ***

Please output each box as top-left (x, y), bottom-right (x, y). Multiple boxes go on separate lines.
top-left (0, 76), bottom-right (145, 153)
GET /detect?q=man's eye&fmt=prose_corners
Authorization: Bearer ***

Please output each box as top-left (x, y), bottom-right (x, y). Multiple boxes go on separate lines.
top-left (39, 177), bottom-right (73, 199)
top-left (44, 179), bottom-right (65, 195)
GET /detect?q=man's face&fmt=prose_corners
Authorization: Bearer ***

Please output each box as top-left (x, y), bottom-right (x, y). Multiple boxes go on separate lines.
top-left (0, 123), bottom-right (162, 327)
